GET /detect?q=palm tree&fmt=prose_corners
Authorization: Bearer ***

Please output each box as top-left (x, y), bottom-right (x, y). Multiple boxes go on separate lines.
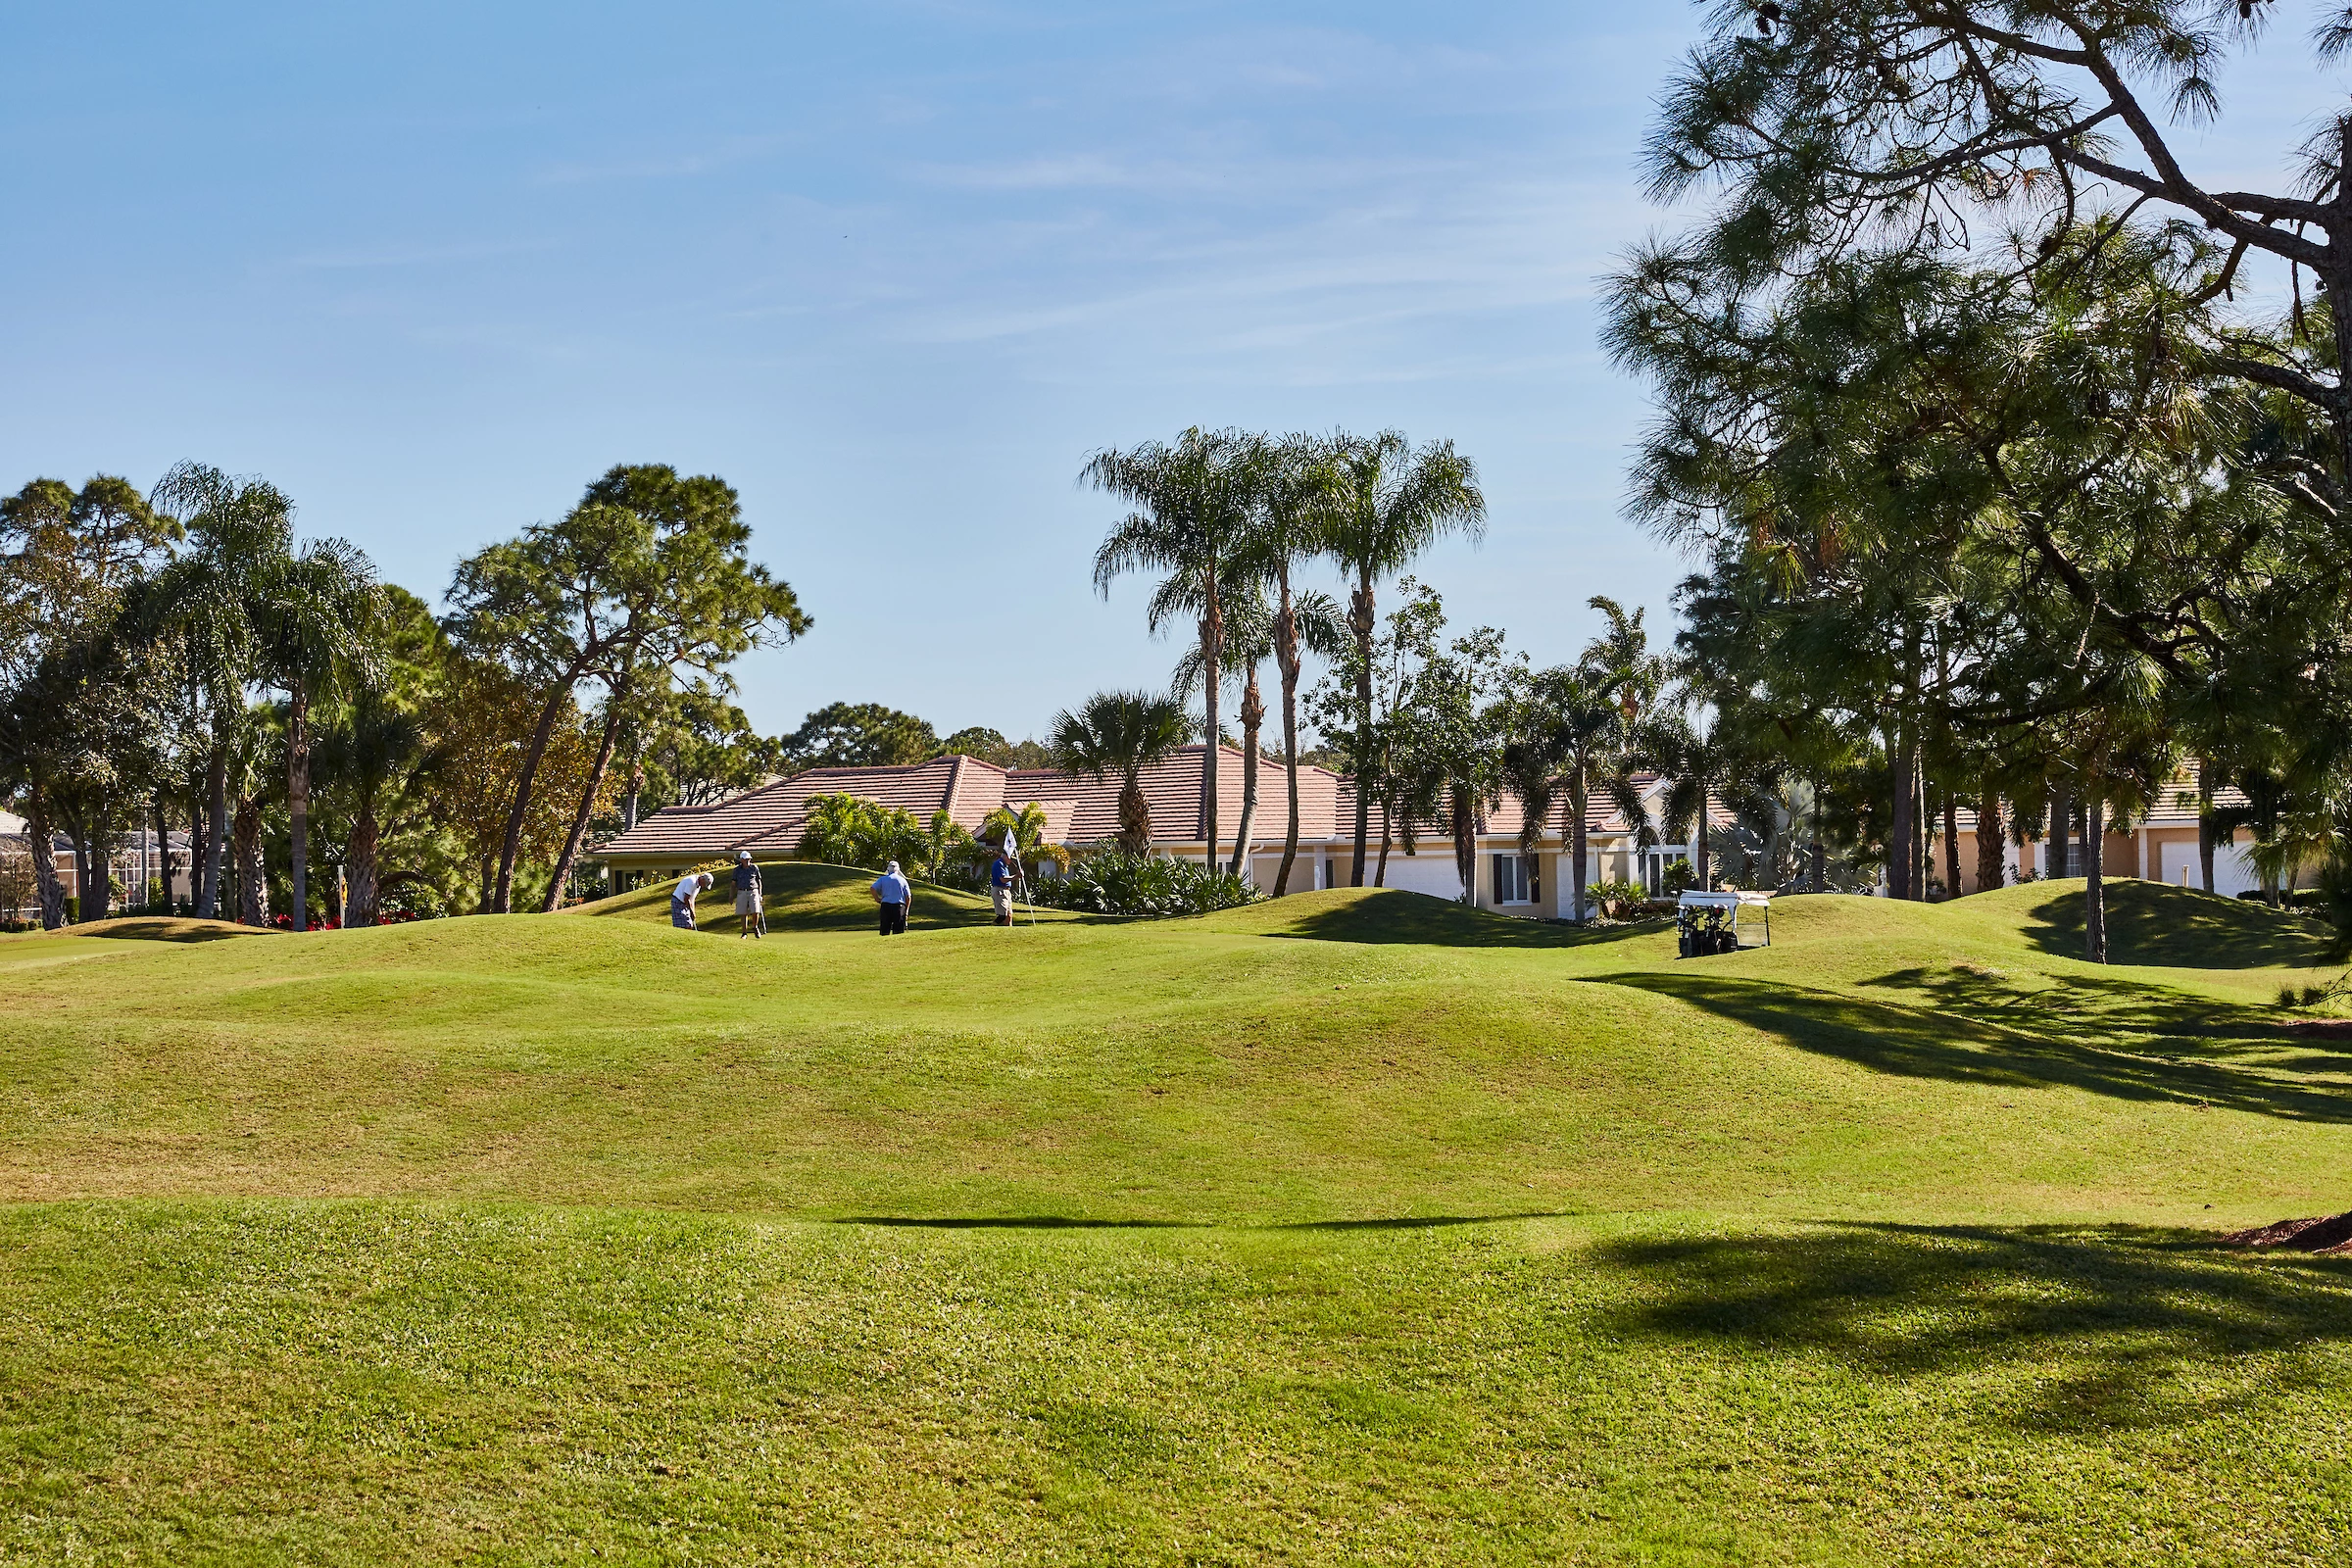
top-left (1500, 667), bottom-right (1647, 922)
top-left (314, 690), bottom-right (426, 926)
top-left (256, 539), bottom-right (379, 929)
top-left (1321, 431), bottom-right (1485, 886)
top-left (917, 808), bottom-right (971, 884)
top-left (1172, 589), bottom-right (1271, 876)
top-left (1637, 706), bottom-right (1776, 894)
top-left (145, 465), bottom-right (284, 919)
top-left (1238, 435), bottom-right (1349, 895)
top-left (1086, 428), bottom-right (1263, 869)
top-left (1044, 690), bottom-right (1192, 855)
top-left (978, 801), bottom-right (1070, 880)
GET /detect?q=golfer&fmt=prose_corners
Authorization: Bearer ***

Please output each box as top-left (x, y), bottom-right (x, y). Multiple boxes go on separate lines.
top-left (732, 851), bottom-right (765, 938)
top-left (870, 860), bottom-right (911, 936)
top-left (670, 870), bottom-right (711, 930)
top-left (990, 852), bottom-right (1014, 925)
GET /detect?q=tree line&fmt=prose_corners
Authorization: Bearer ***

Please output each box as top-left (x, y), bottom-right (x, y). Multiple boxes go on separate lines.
top-left (1, 463), bottom-right (804, 929)
top-left (1586, 0), bottom-right (2352, 961)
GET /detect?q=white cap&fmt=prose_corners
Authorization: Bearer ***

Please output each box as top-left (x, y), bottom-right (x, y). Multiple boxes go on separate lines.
top-left (886, 860), bottom-right (901, 873)
top-left (738, 850), bottom-right (752, 861)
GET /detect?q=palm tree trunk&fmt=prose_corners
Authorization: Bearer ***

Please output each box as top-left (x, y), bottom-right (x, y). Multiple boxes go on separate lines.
top-left (1200, 576), bottom-right (1221, 869)
top-left (233, 794), bottom-right (268, 926)
top-left (494, 674), bottom-right (581, 914)
top-left (287, 675), bottom-right (311, 931)
top-left (1450, 786), bottom-right (1476, 904)
top-left (1273, 568), bottom-right (1303, 897)
top-left (1348, 572), bottom-right (1375, 886)
top-left (201, 716), bottom-right (229, 919)
top-left (1569, 782), bottom-right (1590, 922)
top-left (541, 703), bottom-right (623, 912)
top-left (75, 809), bottom-right (109, 923)
top-left (1886, 722), bottom-right (1912, 900)
top-left (25, 783), bottom-right (65, 930)
top-left (2196, 758), bottom-right (2216, 894)
top-left (1227, 662), bottom-right (1263, 877)
top-left (1941, 791), bottom-right (1961, 902)
top-left (1119, 771), bottom-right (1151, 855)
top-left (1695, 810), bottom-right (1711, 893)
top-left (152, 792), bottom-right (173, 912)
top-left (1810, 778), bottom-right (1826, 894)
top-left (1975, 791), bottom-right (2005, 896)
top-left (345, 810), bottom-right (380, 926)
top-left (2084, 793), bottom-right (2108, 963)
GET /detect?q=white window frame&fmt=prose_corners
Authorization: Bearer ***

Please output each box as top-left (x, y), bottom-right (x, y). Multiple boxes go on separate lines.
top-left (1492, 852), bottom-right (1538, 906)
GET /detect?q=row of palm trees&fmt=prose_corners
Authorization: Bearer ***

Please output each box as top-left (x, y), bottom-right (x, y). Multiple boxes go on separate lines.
top-left (1083, 427), bottom-right (1486, 896)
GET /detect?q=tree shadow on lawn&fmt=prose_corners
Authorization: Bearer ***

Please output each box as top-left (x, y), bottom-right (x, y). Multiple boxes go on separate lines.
top-left (2015, 881), bottom-right (2329, 968)
top-left (1593, 970), bottom-right (2352, 1122)
top-left (1266, 898), bottom-right (1668, 950)
top-left (827, 1211), bottom-right (1572, 1232)
top-left (1853, 964), bottom-right (2342, 1054)
top-left (1594, 1221), bottom-right (2352, 1435)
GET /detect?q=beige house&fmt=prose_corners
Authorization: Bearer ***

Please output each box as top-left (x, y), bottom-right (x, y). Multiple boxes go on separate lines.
top-left (1938, 781), bottom-right (2281, 898)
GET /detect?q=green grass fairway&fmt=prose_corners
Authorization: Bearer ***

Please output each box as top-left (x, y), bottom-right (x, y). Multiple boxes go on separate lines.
top-left (2, 871), bottom-right (2349, 1563)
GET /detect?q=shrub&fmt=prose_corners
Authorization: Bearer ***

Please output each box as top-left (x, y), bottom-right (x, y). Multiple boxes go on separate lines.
top-left (1027, 850), bottom-right (1258, 918)
top-left (1585, 878), bottom-right (1650, 922)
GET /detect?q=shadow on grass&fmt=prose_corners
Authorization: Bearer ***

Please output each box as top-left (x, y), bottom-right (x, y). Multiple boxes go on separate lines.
top-left (1594, 970), bottom-right (2352, 1122)
top-left (827, 1211), bottom-right (1573, 1232)
top-left (2015, 880), bottom-right (2328, 968)
top-left (78, 917), bottom-right (267, 943)
top-left (1262, 894), bottom-right (1668, 950)
top-left (830, 1215), bottom-right (1211, 1230)
top-left (1853, 963), bottom-right (2322, 1048)
top-left (1275, 1210), bottom-right (1573, 1231)
top-left (1595, 1221), bottom-right (2352, 1434)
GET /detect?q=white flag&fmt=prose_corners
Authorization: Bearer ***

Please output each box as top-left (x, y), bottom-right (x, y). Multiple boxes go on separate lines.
top-left (1003, 829), bottom-right (1017, 858)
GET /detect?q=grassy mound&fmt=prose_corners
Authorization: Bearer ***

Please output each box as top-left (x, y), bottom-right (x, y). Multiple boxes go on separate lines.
top-left (571, 860), bottom-right (1084, 933)
top-left (2, 872), bottom-right (2349, 1560)
top-left (1942, 877), bottom-right (2330, 967)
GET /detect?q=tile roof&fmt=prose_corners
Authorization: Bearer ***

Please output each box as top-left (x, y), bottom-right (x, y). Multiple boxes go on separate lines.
top-left (598, 747), bottom-right (1738, 863)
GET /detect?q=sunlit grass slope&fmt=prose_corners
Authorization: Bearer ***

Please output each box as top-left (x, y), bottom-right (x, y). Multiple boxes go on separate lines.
top-left (2, 878), bottom-right (2349, 1562)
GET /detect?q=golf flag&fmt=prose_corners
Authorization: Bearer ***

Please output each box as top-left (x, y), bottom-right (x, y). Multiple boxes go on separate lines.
top-left (1003, 829), bottom-right (1017, 858)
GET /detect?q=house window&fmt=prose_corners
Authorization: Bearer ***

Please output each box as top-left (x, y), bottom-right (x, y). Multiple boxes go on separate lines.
top-left (1492, 853), bottom-right (1537, 905)
top-left (1642, 851), bottom-right (1690, 897)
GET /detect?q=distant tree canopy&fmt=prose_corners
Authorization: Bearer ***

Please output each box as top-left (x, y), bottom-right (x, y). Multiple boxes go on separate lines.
top-left (780, 702), bottom-right (938, 769)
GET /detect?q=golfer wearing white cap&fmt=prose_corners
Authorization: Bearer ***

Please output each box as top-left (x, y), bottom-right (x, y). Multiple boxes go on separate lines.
top-left (731, 851), bottom-right (765, 939)
top-left (870, 860), bottom-right (911, 936)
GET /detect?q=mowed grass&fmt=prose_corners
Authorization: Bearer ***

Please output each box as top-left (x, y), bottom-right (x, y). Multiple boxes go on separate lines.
top-left (2, 871), bottom-right (2350, 1563)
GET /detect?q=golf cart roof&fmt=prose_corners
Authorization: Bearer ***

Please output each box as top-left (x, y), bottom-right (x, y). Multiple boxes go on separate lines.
top-left (1677, 890), bottom-right (1773, 908)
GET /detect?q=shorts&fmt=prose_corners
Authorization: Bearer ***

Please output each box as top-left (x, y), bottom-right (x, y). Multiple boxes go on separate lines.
top-left (734, 891), bottom-right (761, 916)
top-left (992, 885), bottom-right (1012, 917)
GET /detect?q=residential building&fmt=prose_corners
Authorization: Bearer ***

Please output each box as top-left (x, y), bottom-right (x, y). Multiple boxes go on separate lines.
top-left (592, 747), bottom-right (1732, 917)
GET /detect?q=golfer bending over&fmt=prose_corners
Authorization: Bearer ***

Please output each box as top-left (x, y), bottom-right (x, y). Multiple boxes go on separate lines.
top-left (871, 860), bottom-right (911, 936)
top-left (670, 870), bottom-right (712, 930)
top-left (732, 850), bottom-right (765, 938)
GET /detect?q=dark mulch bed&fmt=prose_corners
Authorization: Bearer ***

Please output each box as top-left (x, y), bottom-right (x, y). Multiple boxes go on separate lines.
top-left (2285, 1019), bottom-right (2352, 1040)
top-left (2223, 1211), bottom-right (2352, 1253)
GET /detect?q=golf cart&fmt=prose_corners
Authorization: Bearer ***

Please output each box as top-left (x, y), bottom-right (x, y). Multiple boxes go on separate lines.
top-left (1676, 890), bottom-right (1772, 957)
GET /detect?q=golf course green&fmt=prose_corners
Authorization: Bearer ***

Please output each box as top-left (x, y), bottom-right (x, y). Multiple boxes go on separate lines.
top-left (1, 871), bottom-right (2347, 1563)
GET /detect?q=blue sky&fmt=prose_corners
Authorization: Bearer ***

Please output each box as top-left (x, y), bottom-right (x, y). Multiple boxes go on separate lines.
top-left (0, 2), bottom-right (2332, 739)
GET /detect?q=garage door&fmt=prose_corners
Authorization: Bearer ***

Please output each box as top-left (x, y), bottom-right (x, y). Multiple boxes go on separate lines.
top-left (1375, 851), bottom-right (1464, 900)
top-left (2158, 839), bottom-right (2260, 898)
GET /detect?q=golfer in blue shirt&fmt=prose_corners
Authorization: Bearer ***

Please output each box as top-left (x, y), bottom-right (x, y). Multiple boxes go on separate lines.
top-left (870, 860), bottom-right (911, 936)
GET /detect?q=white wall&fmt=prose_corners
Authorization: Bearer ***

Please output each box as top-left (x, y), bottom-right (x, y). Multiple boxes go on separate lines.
top-left (1377, 849), bottom-right (1465, 900)
top-left (2158, 838), bottom-right (2261, 899)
